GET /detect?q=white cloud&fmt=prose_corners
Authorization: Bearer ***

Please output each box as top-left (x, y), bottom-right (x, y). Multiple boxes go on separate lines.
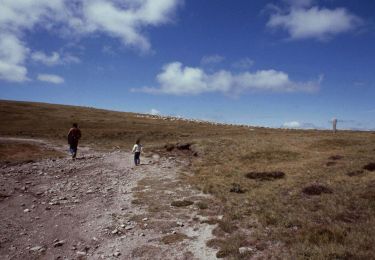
top-left (31, 51), bottom-right (80, 66)
top-left (0, 33), bottom-right (29, 82)
top-left (267, 6), bottom-right (362, 40)
top-left (0, 0), bottom-right (182, 82)
top-left (232, 58), bottom-right (254, 69)
top-left (31, 51), bottom-right (60, 66)
top-left (149, 108), bottom-right (161, 115)
top-left (37, 74), bottom-right (65, 84)
top-left (282, 121), bottom-right (301, 128)
top-left (201, 55), bottom-right (225, 65)
top-left (81, 0), bottom-right (181, 51)
top-left (134, 61), bottom-right (320, 95)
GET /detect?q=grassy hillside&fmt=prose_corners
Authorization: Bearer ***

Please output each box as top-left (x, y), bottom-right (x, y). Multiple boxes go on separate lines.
top-left (1, 100), bottom-right (375, 259)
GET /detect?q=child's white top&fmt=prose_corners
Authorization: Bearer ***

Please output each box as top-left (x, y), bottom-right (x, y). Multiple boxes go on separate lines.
top-left (132, 144), bottom-right (142, 153)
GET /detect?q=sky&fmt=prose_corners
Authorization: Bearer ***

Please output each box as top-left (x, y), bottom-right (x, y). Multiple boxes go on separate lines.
top-left (0, 0), bottom-right (374, 130)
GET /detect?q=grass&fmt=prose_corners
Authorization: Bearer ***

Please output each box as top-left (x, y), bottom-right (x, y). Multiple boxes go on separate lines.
top-left (0, 141), bottom-right (64, 164)
top-left (1, 100), bottom-right (375, 258)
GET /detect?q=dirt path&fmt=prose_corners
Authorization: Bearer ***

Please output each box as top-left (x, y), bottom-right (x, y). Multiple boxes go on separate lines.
top-left (0, 139), bottom-right (219, 259)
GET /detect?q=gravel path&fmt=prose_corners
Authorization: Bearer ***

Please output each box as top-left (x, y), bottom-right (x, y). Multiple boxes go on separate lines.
top-left (0, 139), bottom-right (218, 259)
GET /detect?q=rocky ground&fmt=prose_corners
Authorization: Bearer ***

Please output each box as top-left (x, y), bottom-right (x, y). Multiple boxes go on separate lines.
top-left (0, 139), bottom-right (220, 259)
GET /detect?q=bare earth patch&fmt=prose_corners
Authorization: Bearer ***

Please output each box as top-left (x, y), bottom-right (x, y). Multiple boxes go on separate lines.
top-left (363, 163), bottom-right (375, 171)
top-left (302, 184), bottom-right (333, 196)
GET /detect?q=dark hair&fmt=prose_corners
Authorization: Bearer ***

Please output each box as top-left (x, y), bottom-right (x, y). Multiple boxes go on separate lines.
top-left (136, 139), bottom-right (140, 145)
top-left (73, 123), bottom-right (78, 128)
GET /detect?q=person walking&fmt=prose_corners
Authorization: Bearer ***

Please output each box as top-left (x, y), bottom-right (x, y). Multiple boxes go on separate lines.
top-left (67, 123), bottom-right (82, 159)
top-left (132, 139), bottom-right (143, 166)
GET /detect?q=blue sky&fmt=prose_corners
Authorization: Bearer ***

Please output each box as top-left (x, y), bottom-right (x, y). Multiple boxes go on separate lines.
top-left (0, 0), bottom-right (374, 130)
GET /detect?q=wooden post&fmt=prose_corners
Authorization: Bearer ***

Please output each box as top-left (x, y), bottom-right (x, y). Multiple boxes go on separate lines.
top-left (332, 118), bottom-right (337, 133)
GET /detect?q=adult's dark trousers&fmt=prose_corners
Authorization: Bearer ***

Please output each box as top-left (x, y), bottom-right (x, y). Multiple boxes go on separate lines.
top-left (69, 142), bottom-right (78, 158)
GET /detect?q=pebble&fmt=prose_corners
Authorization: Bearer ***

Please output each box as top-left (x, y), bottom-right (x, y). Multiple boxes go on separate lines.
top-left (53, 240), bottom-right (65, 247)
top-left (177, 221), bottom-right (184, 227)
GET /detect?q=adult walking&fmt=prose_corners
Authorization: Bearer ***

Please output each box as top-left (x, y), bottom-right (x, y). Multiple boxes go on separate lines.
top-left (132, 139), bottom-right (143, 166)
top-left (68, 123), bottom-right (82, 159)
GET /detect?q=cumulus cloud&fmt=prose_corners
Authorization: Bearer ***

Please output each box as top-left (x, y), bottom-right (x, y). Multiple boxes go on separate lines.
top-left (0, 33), bottom-right (29, 82)
top-left (0, 0), bottom-right (182, 82)
top-left (149, 108), bottom-right (161, 115)
top-left (282, 121), bottom-right (301, 128)
top-left (201, 55), bottom-right (225, 65)
top-left (37, 74), bottom-right (65, 84)
top-left (267, 6), bottom-right (362, 40)
top-left (134, 62), bottom-right (321, 95)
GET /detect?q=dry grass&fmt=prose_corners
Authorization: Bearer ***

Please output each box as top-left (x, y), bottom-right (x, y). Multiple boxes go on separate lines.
top-left (1, 100), bottom-right (375, 258)
top-left (160, 233), bottom-right (188, 244)
top-left (190, 131), bottom-right (375, 258)
top-left (0, 141), bottom-right (63, 164)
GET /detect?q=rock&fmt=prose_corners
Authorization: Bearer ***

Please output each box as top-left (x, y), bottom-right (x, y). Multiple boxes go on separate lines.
top-left (152, 154), bottom-right (160, 161)
top-left (111, 229), bottom-right (119, 234)
top-left (30, 246), bottom-right (43, 252)
top-left (176, 221), bottom-right (184, 227)
top-left (125, 226), bottom-right (132, 230)
top-left (172, 231), bottom-right (177, 234)
top-left (113, 251), bottom-right (121, 257)
top-left (142, 218), bottom-right (148, 221)
top-left (140, 233), bottom-right (145, 237)
top-left (239, 247), bottom-right (254, 254)
top-left (24, 208), bottom-right (30, 213)
top-left (76, 251), bottom-right (86, 256)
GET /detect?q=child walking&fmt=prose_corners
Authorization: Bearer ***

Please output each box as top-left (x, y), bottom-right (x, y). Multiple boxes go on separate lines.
top-left (132, 139), bottom-right (143, 166)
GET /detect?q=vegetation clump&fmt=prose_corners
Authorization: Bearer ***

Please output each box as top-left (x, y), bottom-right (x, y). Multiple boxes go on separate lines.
top-left (164, 143), bottom-right (175, 151)
top-left (161, 233), bottom-right (188, 244)
top-left (176, 143), bottom-right (191, 150)
top-left (302, 184), bottom-right (333, 195)
top-left (363, 163), bottom-right (375, 171)
top-left (245, 171), bottom-right (285, 181)
top-left (328, 155), bottom-right (343, 160)
top-left (326, 161), bottom-right (337, 166)
top-left (171, 200), bottom-right (193, 207)
top-left (347, 170), bottom-right (364, 177)
top-left (229, 183), bottom-right (245, 193)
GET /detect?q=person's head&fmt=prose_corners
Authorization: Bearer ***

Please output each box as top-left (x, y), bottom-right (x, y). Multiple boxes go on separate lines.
top-left (136, 139), bottom-right (140, 145)
top-left (73, 123), bottom-right (78, 128)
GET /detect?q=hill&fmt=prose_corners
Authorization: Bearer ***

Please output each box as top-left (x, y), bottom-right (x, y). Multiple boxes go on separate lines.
top-left (1, 99), bottom-right (375, 259)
